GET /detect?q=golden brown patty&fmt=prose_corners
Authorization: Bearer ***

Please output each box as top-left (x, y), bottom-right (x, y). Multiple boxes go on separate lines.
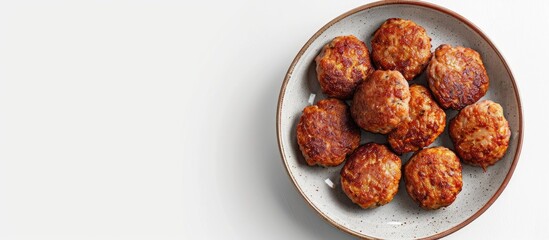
top-left (405, 147), bottom-right (463, 209)
top-left (296, 98), bottom-right (361, 166)
top-left (449, 100), bottom-right (511, 170)
top-left (388, 85), bottom-right (446, 154)
top-left (427, 44), bottom-right (489, 110)
top-left (371, 18), bottom-right (432, 80)
top-left (340, 143), bottom-right (401, 209)
top-left (315, 35), bottom-right (374, 99)
top-left (351, 70), bottom-right (410, 134)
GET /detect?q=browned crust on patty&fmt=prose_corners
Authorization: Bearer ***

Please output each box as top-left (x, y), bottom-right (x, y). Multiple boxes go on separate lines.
top-left (296, 98), bottom-right (361, 166)
top-left (449, 100), bottom-right (511, 170)
top-left (351, 70), bottom-right (410, 134)
top-left (371, 18), bottom-right (432, 80)
top-left (388, 85), bottom-right (446, 154)
top-left (340, 143), bottom-right (401, 209)
top-left (427, 44), bottom-right (489, 110)
top-left (404, 147), bottom-right (463, 209)
top-left (315, 35), bottom-right (374, 99)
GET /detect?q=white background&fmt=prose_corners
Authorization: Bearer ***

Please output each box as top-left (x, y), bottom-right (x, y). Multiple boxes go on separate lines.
top-left (0, 0), bottom-right (546, 239)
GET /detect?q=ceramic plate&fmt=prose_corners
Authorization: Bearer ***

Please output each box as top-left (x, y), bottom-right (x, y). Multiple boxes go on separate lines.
top-left (276, 1), bottom-right (523, 239)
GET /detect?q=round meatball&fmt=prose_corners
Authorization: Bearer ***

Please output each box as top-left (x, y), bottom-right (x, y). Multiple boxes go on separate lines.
top-left (315, 35), bottom-right (375, 99)
top-left (351, 70), bottom-right (410, 134)
top-left (449, 100), bottom-right (511, 170)
top-left (296, 98), bottom-right (361, 167)
top-left (371, 18), bottom-right (432, 80)
top-left (340, 143), bottom-right (401, 209)
top-left (405, 147), bottom-right (463, 209)
top-left (427, 44), bottom-right (489, 110)
top-left (388, 85), bottom-right (446, 154)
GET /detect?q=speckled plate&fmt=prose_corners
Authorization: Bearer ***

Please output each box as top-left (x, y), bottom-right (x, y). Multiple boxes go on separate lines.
top-left (276, 1), bottom-right (523, 239)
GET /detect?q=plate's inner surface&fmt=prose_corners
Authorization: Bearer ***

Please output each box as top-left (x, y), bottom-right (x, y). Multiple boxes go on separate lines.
top-left (279, 4), bottom-right (520, 239)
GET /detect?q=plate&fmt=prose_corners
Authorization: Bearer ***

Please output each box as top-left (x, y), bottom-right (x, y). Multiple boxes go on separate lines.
top-left (276, 1), bottom-right (523, 239)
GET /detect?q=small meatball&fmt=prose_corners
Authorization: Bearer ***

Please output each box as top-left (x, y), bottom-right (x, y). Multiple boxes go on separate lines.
top-left (315, 35), bottom-right (375, 99)
top-left (340, 143), bottom-right (401, 209)
top-left (427, 44), bottom-right (489, 110)
top-left (371, 18), bottom-right (432, 80)
top-left (388, 85), bottom-right (446, 154)
top-left (449, 100), bottom-right (511, 170)
top-left (351, 70), bottom-right (410, 134)
top-left (296, 98), bottom-right (361, 166)
top-left (405, 147), bottom-right (463, 209)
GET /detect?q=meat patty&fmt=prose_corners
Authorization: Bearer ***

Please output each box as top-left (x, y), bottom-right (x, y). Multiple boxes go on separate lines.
top-left (315, 35), bottom-right (374, 99)
top-left (371, 18), bottom-right (432, 80)
top-left (388, 85), bottom-right (446, 154)
top-left (351, 70), bottom-right (411, 134)
top-left (449, 100), bottom-right (511, 170)
top-left (404, 147), bottom-right (463, 209)
top-left (296, 98), bottom-right (361, 166)
top-left (340, 143), bottom-right (401, 209)
top-left (427, 44), bottom-right (489, 110)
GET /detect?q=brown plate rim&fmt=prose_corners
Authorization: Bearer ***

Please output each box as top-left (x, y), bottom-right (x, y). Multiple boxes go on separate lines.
top-left (276, 0), bottom-right (524, 239)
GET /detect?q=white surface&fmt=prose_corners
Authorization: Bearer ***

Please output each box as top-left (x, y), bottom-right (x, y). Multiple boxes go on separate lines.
top-left (0, 0), bottom-right (546, 239)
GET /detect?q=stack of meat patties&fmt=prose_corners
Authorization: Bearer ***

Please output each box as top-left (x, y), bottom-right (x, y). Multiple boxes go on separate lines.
top-left (296, 18), bottom-right (511, 210)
